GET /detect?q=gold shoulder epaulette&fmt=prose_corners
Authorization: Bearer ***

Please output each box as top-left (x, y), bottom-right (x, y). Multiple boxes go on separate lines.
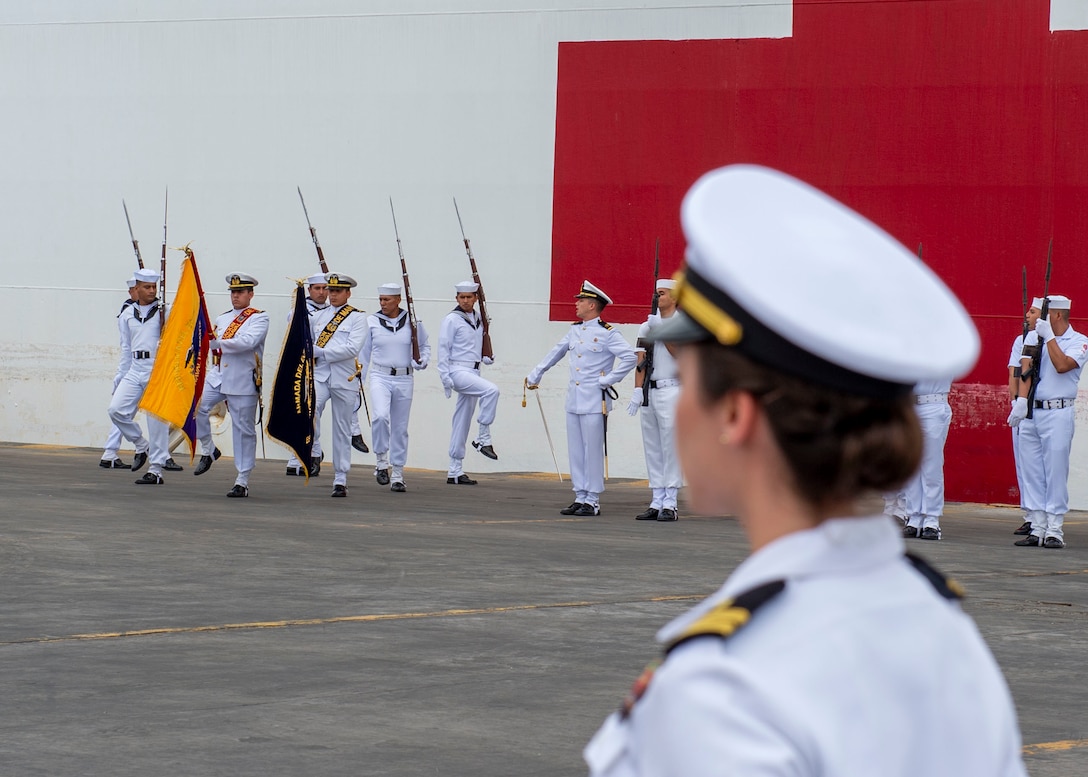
top-left (906, 553), bottom-right (965, 600)
top-left (598, 320), bottom-right (613, 330)
top-left (665, 579), bottom-right (785, 654)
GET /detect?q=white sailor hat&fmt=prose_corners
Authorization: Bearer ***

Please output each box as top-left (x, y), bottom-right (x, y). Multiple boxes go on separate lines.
top-left (1047, 294), bottom-right (1071, 310)
top-left (652, 165), bottom-right (979, 398)
top-left (226, 273), bottom-right (258, 290)
top-left (1030, 297), bottom-right (1045, 310)
top-left (656, 279), bottom-right (677, 291)
top-left (455, 280), bottom-right (479, 294)
top-left (306, 273), bottom-right (327, 286)
top-left (378, 283), bottom-right (402, 296)
top-left (126, 276), bottom-right (138, 289)
top-left (575, 280), bottom-right (612, 306)
top-left (133, 268), bottom-right (161, 284)
top-left (324, 272), bottom-right (357, 289)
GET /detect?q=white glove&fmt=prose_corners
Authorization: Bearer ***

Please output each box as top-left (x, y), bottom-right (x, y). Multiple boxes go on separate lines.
top-left (208, 338), bottom-right (222, 351)
top-left (412, 359), bottom-right (428, 371)
top-left (626, 392), bottom-right (642, 416)
top-left (482, 356), bottom-right (494, 366)
top-left (1034, 319), bottom-right (1054, 342)
top-left (526, 373), bottom-right (541, 388)
top-left (312, 345), bottom-right (325, 361)
top-left (1007, 396), bottom-right (1028, 427)
top-left (598, 377), bottom-right (612, 390)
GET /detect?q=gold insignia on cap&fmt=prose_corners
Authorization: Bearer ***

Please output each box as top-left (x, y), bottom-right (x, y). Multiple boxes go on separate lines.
top-left (673, 271), bottom-right (743, 346)
top-left (230, 275), bottom-right (241, 285)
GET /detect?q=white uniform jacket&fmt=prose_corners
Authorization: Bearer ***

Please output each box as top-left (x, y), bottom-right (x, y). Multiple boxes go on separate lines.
top-left (117, 300), bottom-right (165, 376)
top-left (438, 308), bottom-right (489, 387)
top-left (208, 307), bottom-right (269, 396)
top-left (635, 314), bottom-right (679, 383)
top-left (528, 318), bottom-right (636, 414)
top-left (359, 310), bottom-right (431, 379)
top-left (1022, 326), bottom-right (1088, 400)
top-left (585, 516), bottom-right (1027, 777)
top-left (312, 304), bottom-right (369, 387)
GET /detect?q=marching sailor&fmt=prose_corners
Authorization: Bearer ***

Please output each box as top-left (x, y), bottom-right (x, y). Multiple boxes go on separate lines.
top-left (1008, 299), bottom-right (1041, 536)
top-left (193, 273), bottom-right (269, 497)
top-left (360, 283), bottom-right (431, 492)
top-left (526, 280), bottom-right (637, 516)
top-left (438, 280), bottom-right (499, 485)
top-left (286, 273), bottom-right (330, 476)
top-left (100, 276), bottom-right (140, 469)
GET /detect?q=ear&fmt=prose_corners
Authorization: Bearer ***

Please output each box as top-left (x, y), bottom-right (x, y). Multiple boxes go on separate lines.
top-left (717, 390), bottom-right (761, 447)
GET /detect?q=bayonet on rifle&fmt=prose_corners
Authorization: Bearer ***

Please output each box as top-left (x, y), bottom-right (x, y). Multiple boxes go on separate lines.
top-left (389, 198), bottom-right (421, 364)
top-left (297, 187), bottom-right (329, 274)
top-left (453, 197), bottom-right (493, 360)
top-left (123, 199), bottom-right (144, 269)
top-left (159, 188), bottom-right (168, 325)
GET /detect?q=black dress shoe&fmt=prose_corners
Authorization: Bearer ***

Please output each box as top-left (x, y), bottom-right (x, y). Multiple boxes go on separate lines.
top-left (162, 458), bottom-right (184, 472)
top-left (308, 458), bottom-right (321, 477)
top-left (390, 481), bottom-right (407, 492)
top-left (351, 434), bottom-right (370, 453)
top-left (472, 441), bottom-right (498, 460)
top-left (635, 508), bottom-right (660, 520)
top-left (285, 465), bottom-right (305, 476)
top-left (903, 525), bottom-right (918, 538)
top-left (560, 502), bottom-right (585, 515)
top-left (134, 472), bottom-right (163, 485)
top-left (99, 459), bottom-right (131, 469)
top-left (919, 527), bottom-right (940, 540)
top-left (1043, 537), bottom-right (1066, 549)
top-left (375, 469), bottom-right (390, 486)
top-left (1014, 535), bottom-right (1040, 547)
top-left (658, 508), bottom-right (678, 522)
top-left (194, 449), bottom-right (221, 476)
top-left (331, 484), bottom-right (348, 497)
top-left (226, 484), bottom-right (249, 498)
top-left (1013, 521), bottom-right (1033, 536)
top-left (447, 474), bottom-right (478, 485)
top-left (131, 451), bottom-right (148, 473)
top-left (573, 503), bottom-right (600, 517)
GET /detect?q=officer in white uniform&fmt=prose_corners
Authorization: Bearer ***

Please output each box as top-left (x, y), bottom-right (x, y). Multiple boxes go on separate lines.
top-left (311, 272), bottom-right (368, 497)
top-left (359, 283), bottom-right (431, 492)
top-left (193, 273), bottom-right (269, 497)
top-left (1008, 298), bottom-right (1042, 536)
top-left (1008, 294), bottom-right (1088, 548)
top-left (584, 165), bottom-right (1026, 777)
top-left (438, 281), bottom-right (499, 485)
top-left (902, 379), bottom-right (953, 540)
top-left (100, 276), bottom-right (140, 469)
top-left (286, 273), bottom-right (331, 476)
top-left (108, 267), bottom-right (172, 485)
top-left (526, 281), bottom-right (637, 516)
top-left (627, 279), bottom-right (682, 521)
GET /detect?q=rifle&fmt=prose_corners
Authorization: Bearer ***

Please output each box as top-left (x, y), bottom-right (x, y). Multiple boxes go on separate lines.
top-left (1022, 240), bottom-right (1053, 420)
top-left (297, 187), bottom-right (329, 273)
top-left (639, 239), bottom-right (661, 407)
top-left (123, 200), bottom-right (144, 269)
top-left (159, 188), bottom-right (168, 325)
top-left (1013, 266), bottom-right (1028, 380)
top-left (453, 198), bottom-right (493, 359)
top-left (389, 198), bottom-right (421, 363)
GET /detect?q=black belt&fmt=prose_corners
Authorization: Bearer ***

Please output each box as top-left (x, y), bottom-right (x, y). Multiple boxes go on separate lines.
top-left (132, 350), bottom-right (151, 359)
top-left (378, 366), bottom-right (412, 376)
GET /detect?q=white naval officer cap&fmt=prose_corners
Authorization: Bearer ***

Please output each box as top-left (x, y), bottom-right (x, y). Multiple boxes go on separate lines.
top-left (133, 268), bottom-right (161, 284)
top-left (651, 165), bottom-right (979, 398)
top-left (575, 280), bottom-right (612, 306)
top-left (324, 272), bottom-right (357, 289)
top-left (226, 273), bottom-right (258, 290)
top-left (378, 283), bottom-right (402, 296)
top-left (126, 276), bottom-right (138, 289)
top-left (1047, 295), bottom-right (1072, 310)
top-left (306, 273), bottom-right (327, 286)
top-left (455, 280), bottom-right (479, 293)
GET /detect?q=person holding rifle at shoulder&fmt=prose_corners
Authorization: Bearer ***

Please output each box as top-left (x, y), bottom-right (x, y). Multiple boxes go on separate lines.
top-left (438, 281), bottom-right (500, 485)
top-left (100, 275), bottom-right (142, 469)
top-left (193, 273), bottom-right (269, 497)
top-left (1008, 294), bottom-right (1088, 548)
top-left (628, 278), bottom-right (682, 521)
top-left (1008, 296), bottom-right (1042, 536)
top-left (360, 283), bottom-right (431, 492)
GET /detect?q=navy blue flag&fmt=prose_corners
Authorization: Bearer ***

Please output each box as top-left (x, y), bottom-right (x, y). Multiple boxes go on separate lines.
top-left (266, 283), bottom-right (315, 475)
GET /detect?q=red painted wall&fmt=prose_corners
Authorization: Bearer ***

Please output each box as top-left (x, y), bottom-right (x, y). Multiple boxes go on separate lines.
top-left (551, 0), bottom-right (1088, 504)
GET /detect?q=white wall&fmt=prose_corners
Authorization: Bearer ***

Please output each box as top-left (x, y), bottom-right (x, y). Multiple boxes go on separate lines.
top-left (0, 1), bottom-right (794, 481)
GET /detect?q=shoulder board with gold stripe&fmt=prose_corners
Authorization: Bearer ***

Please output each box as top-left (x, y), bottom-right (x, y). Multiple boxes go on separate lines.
top-left (664, 579), bottom-right (785, 655)
top-left (598, 320), bottom-right (613, 330)
top-left (571, 321), bottom-right (581, 326)
top-left (905, 553), bottom-right (965, 600)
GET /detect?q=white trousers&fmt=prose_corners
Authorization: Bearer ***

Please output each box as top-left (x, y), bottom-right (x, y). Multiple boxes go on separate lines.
top-left (287, 388), bottom-right (324, 468)
top-left (101, 422), bottom-right (134, 459)
top-left (447, 368), bottom-right (499, 470)
top-left (905, 402), bottom-right (952, 531)
top-left (196, 386), bottom-right (258, 486)
top-left (107, 368), bottom-right (169, 474)
top-left (1018, 406), bottom-right (1075, 541)
top-left (1011, 425), bottom-right (1026, 512)
top-left (567, 412), bottom-right (605, 504)
top-left (639, 384), bottom-right (682, 509)
top-left (370, 374), bottom-right (414, 475)
top-left (312, 379), bottom-right (357, 486)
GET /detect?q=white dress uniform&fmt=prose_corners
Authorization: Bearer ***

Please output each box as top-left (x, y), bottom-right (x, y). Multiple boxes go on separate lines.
top-left (312, 298), bottom-right (369, 489)
top-left (633, 313), bottom-right (682, 511)
top-left (286, 295), bottom-right (331, 472)
top-left (585, 517), bottom-right (1027, 777)
top-left (903, 378), bottom-right (953, 536)
top-left (438, 304), bottom-right (498, 479)
top-left (101, 296), bottom-right (140, 464)
top-left (1016, 313), bottom-right (1088, 544)
top-left (527, 316), bottom-right (637, 508)
top-left (359, 307), bottom-right (431, 484)
top-left (1007, 333), bottom-right (1027, 515)
top-left (107, 298), bottom-right (170, 477)
top-left (196, 304), bottom-right (269, 488)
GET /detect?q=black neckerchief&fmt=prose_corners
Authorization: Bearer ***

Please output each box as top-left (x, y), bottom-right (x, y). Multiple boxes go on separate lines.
top-left (132, 300), bottom-right (160, 323)
top-left (377, 310), bottom-right (408, 333)
top-left (451, 306), bottom-right (480, 329)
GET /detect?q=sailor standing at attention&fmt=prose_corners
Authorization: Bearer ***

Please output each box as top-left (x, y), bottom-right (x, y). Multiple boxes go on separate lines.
top-left (360, 283), bottom-right (431, 492)
top-left (438, 280), bottom-right (499, 485)
top-left (193, 273), bottom-right (269, 498)
top-left (526, 281), bottom-right (637, 516)
top-left (108, 267), bottom-right (172, 485)
top-left (901, 378), bottom-right (953, 540)
top-left (100, 275), bottom-right (141, 469)
top-left (311, 272), bottom-right (369, 497)
top-left (286, 273), bottom-right (331, 476)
